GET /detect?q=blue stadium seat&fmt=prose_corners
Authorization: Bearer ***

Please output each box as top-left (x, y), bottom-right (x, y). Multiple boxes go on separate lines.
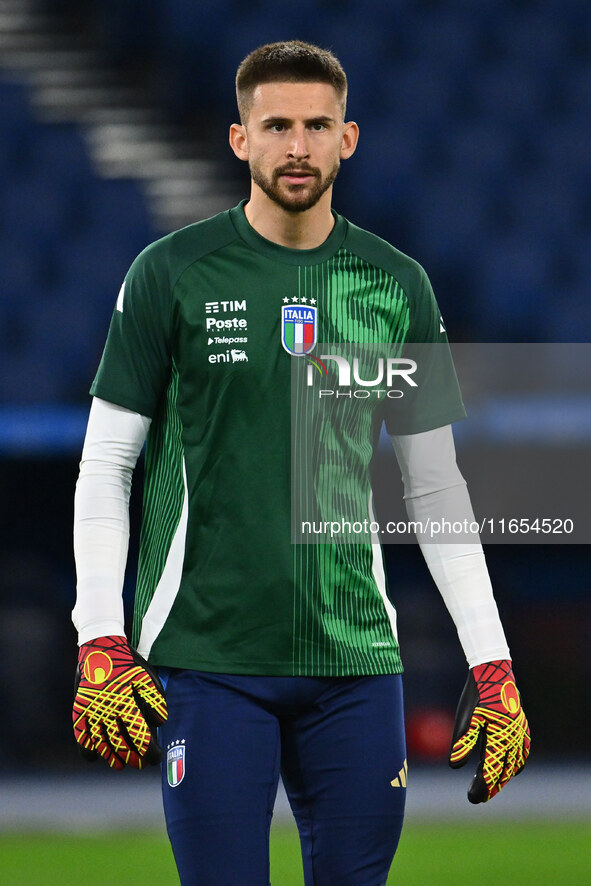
top-left (2, 2), bottom-right (591, 403)
top-left (536, 113), bottom-right (591, 173)
top-left (1, 172), bottom-right (67, 243)
top-left (499, 6), bottom-right (571, 68)
top-left (411, 172), bottom-right (490, 266)
top-left (401, 8), bottom-right (480, 69)
top-left (0, 75), bottom-right (156, 403)
top-left (0, 79), bottom-right (43, 173)
top-left (85, 177), bottom-right (156, 254)
top-left (92, 0), bottom-right (165, 66)
top-left (448, 119), bottom-right (516, 181)
top-left (563, 62), bottom-right (591, 115)
top-left (471, 233), bottom-right (553, 341)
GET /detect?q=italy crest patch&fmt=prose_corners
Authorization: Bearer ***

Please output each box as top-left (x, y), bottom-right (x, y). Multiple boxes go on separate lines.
top-left (281, 303), bottom-right (317, 356)
top-left (167, 742), bottom-right (186, 787)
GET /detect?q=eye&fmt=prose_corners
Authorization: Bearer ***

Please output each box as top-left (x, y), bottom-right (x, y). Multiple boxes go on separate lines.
top-left (310, 123), bottom-right (327, 132)
top-left (268, 123), bottom-right (285, 133)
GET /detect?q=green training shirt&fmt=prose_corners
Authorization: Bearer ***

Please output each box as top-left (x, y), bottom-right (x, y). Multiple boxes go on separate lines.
top-left (91, 201), bottom-right (466, 676)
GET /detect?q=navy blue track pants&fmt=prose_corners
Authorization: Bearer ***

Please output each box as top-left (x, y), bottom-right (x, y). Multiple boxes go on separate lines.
top-left (160, 671), bottom-right (407, 886)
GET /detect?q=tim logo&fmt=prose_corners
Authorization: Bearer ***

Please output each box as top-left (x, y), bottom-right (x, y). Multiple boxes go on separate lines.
top-left (167, 742), bottom-right (186, 787)
top-left (205, 300), bottom-right (246, 314)
top-left (282, 304), bottom-right (317, 356)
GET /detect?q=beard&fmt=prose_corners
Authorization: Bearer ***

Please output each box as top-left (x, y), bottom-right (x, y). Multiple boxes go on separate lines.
top-left (249, 159), bottom-right (340, 213)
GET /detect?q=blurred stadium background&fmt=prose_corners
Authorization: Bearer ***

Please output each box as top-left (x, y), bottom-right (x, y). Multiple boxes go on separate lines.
top-left (0, 0), bottom-right (590, 880)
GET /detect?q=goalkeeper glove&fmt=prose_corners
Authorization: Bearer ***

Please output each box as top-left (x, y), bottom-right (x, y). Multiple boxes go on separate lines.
top-left (449, 659), bottom-right (531, 803)
top-left (72, 635), bottom-right (167, 770)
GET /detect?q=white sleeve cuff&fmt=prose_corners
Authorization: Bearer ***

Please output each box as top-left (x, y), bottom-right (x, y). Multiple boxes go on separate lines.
top-left (72, 398), bottom-right (150, 645)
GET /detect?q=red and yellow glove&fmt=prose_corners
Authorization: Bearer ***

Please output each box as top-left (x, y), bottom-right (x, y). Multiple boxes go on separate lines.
top-left (449, 659), bottom-right (531, 803)
top-left (72, 635), bottom-right (168, 770)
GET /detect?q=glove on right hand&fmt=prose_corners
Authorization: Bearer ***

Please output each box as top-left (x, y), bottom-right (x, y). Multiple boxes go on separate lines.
top-left (72, 635), bottom-right (167, 770)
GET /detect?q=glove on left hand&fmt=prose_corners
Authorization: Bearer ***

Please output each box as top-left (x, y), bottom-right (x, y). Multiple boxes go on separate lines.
top-left (449, 659), bottom-right (530, 803)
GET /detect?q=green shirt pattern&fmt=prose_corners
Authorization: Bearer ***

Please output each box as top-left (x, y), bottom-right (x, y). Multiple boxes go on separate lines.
top-left (91, 202), bottom-right (465, 676)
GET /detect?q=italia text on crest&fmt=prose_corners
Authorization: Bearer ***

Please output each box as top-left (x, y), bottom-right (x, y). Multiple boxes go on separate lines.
top-left (281, 301), bottom-right (317, 356)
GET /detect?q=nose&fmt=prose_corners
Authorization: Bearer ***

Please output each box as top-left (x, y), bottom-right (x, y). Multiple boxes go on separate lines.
top-left (287, 126), bottom-right (310, 161)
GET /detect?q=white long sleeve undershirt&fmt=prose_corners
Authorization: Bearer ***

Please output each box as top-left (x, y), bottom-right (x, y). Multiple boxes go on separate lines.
top-left (72, 397), bottom-right (150, 644)
top-left (72, 399), bottom-right (510, 666)
top-left (390, 426), bottom-right (510, 666)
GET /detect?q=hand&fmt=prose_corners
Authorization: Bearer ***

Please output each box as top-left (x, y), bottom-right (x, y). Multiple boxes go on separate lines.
top-left (449, 659), bottom-right (530, 803)
top-left (72, 635), bottom-right (168, 770)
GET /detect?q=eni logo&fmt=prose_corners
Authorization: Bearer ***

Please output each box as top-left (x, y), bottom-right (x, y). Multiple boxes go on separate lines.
top-left (500, 680), bottom-right (520, 715)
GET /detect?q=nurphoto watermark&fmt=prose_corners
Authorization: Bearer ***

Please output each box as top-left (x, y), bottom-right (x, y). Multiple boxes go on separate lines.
top-left (291, 343), bottom-right (591, 544)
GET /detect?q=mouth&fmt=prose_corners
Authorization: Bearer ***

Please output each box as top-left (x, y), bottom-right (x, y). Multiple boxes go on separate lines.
top-left (277, 168), bottom-right (318, 185)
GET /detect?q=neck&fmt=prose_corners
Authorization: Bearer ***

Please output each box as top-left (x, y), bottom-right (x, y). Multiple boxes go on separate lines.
top-left (244, 186), bottom-right (335, 249)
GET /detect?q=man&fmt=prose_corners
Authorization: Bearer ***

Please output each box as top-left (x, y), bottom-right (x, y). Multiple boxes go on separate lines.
top-left (72, 41), bottom-right (530, 886)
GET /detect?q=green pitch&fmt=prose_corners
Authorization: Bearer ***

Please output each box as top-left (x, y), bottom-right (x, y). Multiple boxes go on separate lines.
top-left (1, 821), bottom-right (589, 885)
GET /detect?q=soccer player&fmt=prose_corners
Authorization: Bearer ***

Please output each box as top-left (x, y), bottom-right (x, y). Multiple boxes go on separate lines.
top-left (72, 41), bottom-right (530, 886)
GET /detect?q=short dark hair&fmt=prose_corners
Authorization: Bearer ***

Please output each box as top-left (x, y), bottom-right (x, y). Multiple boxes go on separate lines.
top-left (236, 40), bottom-right (348, 122)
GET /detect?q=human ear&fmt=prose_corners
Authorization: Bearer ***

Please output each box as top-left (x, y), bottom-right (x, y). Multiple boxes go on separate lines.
top-left (340, 121), bottom-right (359, 160)
top-left (229, 123), bottom-right (249, 161)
